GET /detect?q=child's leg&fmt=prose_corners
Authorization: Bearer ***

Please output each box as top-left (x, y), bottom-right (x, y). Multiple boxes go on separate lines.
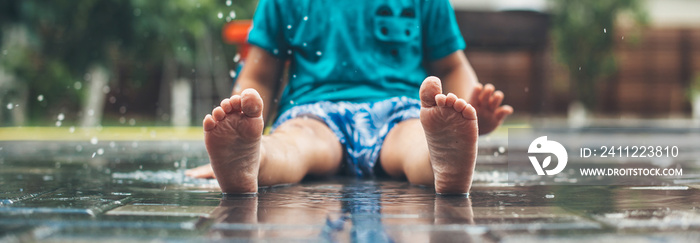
top-left (380, 77), bottom-right (478, 194)
top-left (204, 89), bottom-right (343, 193)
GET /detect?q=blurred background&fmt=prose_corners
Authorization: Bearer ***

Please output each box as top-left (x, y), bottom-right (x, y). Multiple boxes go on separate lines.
top-left (0, 0), bottom-right (699, 128)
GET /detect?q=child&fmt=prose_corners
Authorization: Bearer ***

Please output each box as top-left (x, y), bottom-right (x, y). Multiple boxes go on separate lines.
top-left (186, 0), bottom-right (513, 194)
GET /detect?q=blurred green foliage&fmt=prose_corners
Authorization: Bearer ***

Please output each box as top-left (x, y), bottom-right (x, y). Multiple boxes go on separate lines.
top-left (0, 0), bottom-right (256, 124)
top-left (550, 0), bottom-right (647, 110)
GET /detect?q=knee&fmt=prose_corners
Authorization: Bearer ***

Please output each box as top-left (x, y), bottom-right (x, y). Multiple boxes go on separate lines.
top-left (274, 118), bottom-right (324, 137)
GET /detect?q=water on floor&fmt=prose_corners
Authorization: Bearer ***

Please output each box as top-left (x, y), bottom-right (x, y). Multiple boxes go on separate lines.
top-left (1, 130), bottom-right (700, 242)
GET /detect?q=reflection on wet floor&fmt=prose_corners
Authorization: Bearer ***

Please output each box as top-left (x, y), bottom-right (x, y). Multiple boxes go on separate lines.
top-left (1, 138), bottom-right (700, 242)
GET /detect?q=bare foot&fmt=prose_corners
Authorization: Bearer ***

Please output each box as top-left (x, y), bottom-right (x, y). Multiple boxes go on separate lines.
top-left (185, 164), bottom-right (216, 179)
top-left (204, 89), bottom-right (264, 194)
top-left (419, 76), bottom-right (478, 194)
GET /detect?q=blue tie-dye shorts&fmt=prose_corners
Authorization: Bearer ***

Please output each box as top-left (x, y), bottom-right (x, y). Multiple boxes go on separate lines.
top-left (271, 96), bottom-right (421, 177)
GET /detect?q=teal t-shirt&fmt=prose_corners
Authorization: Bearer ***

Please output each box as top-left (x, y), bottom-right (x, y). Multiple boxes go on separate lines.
top-left (247, 0), bottom-right (466, 114)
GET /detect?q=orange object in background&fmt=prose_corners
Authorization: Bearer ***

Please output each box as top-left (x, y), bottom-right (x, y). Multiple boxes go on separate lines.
top-left (222, 20), bottom-right (253, 59)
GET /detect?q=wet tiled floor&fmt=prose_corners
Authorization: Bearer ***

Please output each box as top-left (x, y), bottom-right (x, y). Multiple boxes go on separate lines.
top-left (1, 128), bottom-right (700, 242)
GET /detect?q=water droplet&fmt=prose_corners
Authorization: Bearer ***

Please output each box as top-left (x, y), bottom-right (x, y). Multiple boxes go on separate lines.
top-left (226, 0), bottom-right (232, 6)
top-left (287, 49), bottom-right (292, 55)
top-left (316, 51), bottom-right (322, 56)
top-left (545, 194), bottom-right (555, 199)
top-left (43, 175), bottom-right (53, 181)
top-left (102, 85), bottom-right (111, 94)
top-left (55, 121), bottom-right (62, 127)
top-left (225, 16), bottom-right (232, 22)
top-left (74, 82), bottom-right (82, 90)
top-left (97, 148), bottom-right (104, 155)
top-left (292, 74), bottom-right (297, 78)
top-left (76, 145), bottom-right (83, 152)
top-left (57, 113), bottom-right (65, 121)
top-left (91, 152), bottom-right (96, 158)
top-left (287, 25), bottom-right (292, 29)
top-left (129, 119), bottom-right (136, 126)
top-left (37, 95), bottom-right (44, 102)
top-left (229, 10), bottom-right (236, 19)
top-left (90, 137), bottom-right (98, 145)
top-left (119, 117), bottom-right (126, 124)
top-left (233, 53), bottom-right (241, 62)
top-left (174, 161), bottom-right (179, 167)
top-left (603, 28), bottom-right (607, 33)
top-left (119, 106), bottom-right (127, 114)
top-left (6, 103), bottom-right (13, 110)
top-left (493, 151), bottom-right (499, 157)
top-left (621, 36), bottom-right (625, 40)
top-left (498, 146), bottom-right (506, 153)
top-left (578, 67), bottom-right (581, 71)
top-left (273, 49), bottom-right (279, 55)
top-left (109, 141), bottom-right (116, 148)
top-left (217, 12), bottom-right (223, 19)
top-left (109, 96), bottom-right (117, 104)
top-left (69, 126), bottom-right (75, 133)
top-left (303, 42), bottom-right (308, 47)
top-left (290, 100), bottom-right (295, 105)
top-left (303, 16), bottom-right (308, 21)
top-left (229, 70), bottom-right (237, 78)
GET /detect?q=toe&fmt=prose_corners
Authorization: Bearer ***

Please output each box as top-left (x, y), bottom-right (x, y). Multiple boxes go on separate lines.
top-left (435, 94), bottom-right (447, 107)
top-left (445, 93), bottom-right (458, 107)
top-left (220, 98), bottom-right (233, 113)
top-left (212, 107), bottom-right (226, 121)
top-left (420, 76), bottom-right (443, 108)
top-left (241, 89), bottom-right (264, 118)
top-left (230, 95), bottom-right (242, 113)
top-left (462, 104), bottom-right (478, 120)
top-left (203, 114), bottom-right (217, 131)
top-left (453, 99), bottom-right (468, 112)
